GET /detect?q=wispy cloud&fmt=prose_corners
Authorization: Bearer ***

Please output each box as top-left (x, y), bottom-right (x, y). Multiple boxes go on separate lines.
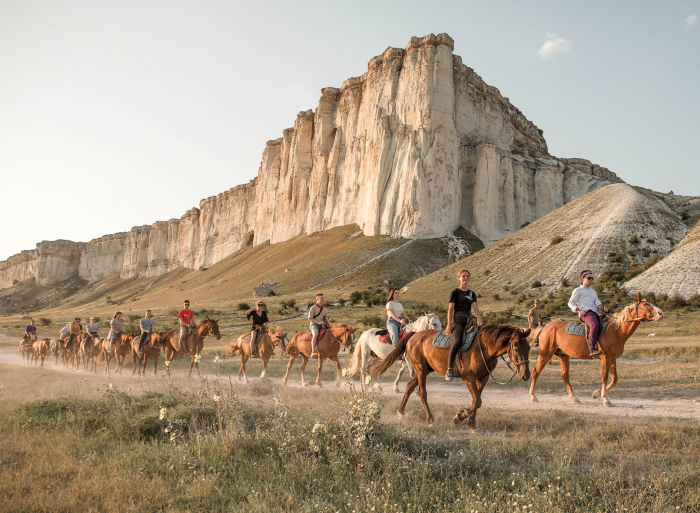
top-left (538, 32), bottom-right (573, 59)
top-left (683, 14), bottom-right (697, 29)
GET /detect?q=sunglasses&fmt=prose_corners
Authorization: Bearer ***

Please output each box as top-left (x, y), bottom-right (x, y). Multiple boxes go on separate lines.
top-left (584, 277), bottom-right (594, 280)
top-left (256, 304), bottom-right (263, 307)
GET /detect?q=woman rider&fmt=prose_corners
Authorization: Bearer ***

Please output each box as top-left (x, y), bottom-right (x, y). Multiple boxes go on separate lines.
top-left (246, 301), bottom-right (269, 357)
top-left (61, 318), bottom-right (83, 353)
top-left (83, 317), bottom-right (101, 352)
top-left (386, 289), bottom-right (410, 345)
top-left (444, 269), bottom-right (483, 381)
top-left (107, 311), bottom-right (127, 355)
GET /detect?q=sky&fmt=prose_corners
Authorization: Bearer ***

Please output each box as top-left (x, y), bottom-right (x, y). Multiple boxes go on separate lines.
top-left (1, 0), bottom-right (698, 261)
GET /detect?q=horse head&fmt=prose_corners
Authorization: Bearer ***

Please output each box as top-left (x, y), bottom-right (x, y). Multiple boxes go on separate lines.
top-left (332, 324), bottom-right (356, 353)
top-left (225, 337), bottom-right (240, 356)
top-left (267, 327), bottom-right (288, 351)
top-left (203, 318), bottom-right (222, 340)
top-left (506, 327), bottom-right (531, 382)
top-left (619, 293), bottom-right (664, 323)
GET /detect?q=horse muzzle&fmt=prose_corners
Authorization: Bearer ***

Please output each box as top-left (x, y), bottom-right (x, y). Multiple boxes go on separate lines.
top-left (520, 367), bottom-right (531, 382)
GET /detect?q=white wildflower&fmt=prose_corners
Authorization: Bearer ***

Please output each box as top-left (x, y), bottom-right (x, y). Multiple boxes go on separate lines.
top-left (364, 375), bottom-right (371, 385)
top-left (213, 395), bottom-right (221, 403)
top-left (159, 408), bottom-right (167, 420)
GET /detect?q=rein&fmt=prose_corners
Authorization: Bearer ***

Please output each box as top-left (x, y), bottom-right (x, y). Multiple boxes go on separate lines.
top-left (624, 302), bottom-right (655, 323)
top-left (476, 331), bottom-right (530, 386)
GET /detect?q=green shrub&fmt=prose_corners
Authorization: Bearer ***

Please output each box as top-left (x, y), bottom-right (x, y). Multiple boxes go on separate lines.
top-left (38, 317), bottom-right (52, 327)
top-left (349, 291), bottom-right (362, 304)
top-left (550, 235), bottom-right (564, 245)
top-left (629, 234), bottom-right (639, 244)
top-left (237, 302), bottom-right (250, 311)
top-left (493, 294), bottom-right (500, 301)
top-left (531, 280), bottom-right (542, 288)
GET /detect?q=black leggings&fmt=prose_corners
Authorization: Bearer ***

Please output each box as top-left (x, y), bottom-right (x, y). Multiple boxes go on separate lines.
top-left (448, 321), bottom-right (468, 368)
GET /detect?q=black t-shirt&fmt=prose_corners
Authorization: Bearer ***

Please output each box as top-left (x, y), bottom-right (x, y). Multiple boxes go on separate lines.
top-left (247, 310), bottom-right (269, 327)
top-left (449, 288), bottom-right (478, 315)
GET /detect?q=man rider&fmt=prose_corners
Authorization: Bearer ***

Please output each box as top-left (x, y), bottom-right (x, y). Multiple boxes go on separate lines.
top-left (308, 293), bottom-right (329, 358)
top-left (178, 300), bottom-right (196, 349)
top-left (138, 309), bottom-right (155, 357)
top-left (568, 270), bottom-right (607, 357)
top-left (528, 300), bottom-right (543, 329)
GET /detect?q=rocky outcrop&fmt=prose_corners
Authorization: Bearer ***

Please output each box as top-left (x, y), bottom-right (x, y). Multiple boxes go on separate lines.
top-left (1, 32), bottom-right (622, 290)
top-left (0, 240), bottom-right (84, 289)
top-left (625, 220), bottom-right (700, 299)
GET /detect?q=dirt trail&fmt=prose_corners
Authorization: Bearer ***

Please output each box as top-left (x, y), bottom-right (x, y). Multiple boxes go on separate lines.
top-left (1, 349), bottom-right (699, 421)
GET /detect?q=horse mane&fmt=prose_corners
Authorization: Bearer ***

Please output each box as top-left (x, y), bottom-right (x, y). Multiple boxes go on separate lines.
top-left (478, 324), bottom-right (519, 347)
top-left (610, 302), bottom-right (640, 327)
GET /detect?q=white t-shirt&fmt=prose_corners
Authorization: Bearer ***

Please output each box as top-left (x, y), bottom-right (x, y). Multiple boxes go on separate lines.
top-left (386, 301), bottom-right (404, 320)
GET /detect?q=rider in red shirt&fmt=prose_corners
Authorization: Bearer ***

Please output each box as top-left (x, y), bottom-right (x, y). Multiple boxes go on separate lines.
top-left (178, 300), bottom-right (196, 341)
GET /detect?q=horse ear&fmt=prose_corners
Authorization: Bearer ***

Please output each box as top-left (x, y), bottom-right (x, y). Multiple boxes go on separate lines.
top-left (523, 328), bottom-right (531, 337)
top-left (637, 292), bottom-right (642, 303)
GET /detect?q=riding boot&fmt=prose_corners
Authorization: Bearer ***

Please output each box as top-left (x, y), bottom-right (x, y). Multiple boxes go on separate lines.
top-left (446, 343), bottom-right (460, 381)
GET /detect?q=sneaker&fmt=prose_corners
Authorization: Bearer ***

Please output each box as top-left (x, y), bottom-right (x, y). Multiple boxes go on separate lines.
top-left (445, 368), bottom-right (455, 381)
top-left (589, 349), bottom-right (603, 357)
top-left (310, 352), bottom-right (318, 359)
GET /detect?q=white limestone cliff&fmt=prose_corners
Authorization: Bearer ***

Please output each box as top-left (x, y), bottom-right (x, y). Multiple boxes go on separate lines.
top-left (1, 33), bottom-right (623, 289)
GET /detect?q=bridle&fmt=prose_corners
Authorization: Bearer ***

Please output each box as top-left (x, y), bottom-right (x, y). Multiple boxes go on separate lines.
top-left (476, 330), bottom-right (531, 386)
top-left (624, 301), bottom-right (657, 322)
top-left (330, 325), bottom-right (354, 351)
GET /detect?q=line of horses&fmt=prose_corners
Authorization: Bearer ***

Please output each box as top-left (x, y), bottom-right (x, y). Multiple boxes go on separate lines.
top-left (16, 294), bottom-right (663, 429)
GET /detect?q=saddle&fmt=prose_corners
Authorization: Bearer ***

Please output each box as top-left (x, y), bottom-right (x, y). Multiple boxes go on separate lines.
top-left (432, 326), bottom-right (477, 352)
top-left (244, 330), bottom-right (266, 344)
top-left (301, 329), bottom-right (326, 341)
top-left (566, 313), bottom-right (608, 342)
top-left (378, 329), bottom-right (406, 345)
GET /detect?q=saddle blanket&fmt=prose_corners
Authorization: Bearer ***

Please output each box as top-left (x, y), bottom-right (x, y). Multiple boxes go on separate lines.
top-left (301, 330), bottom-right (326, 341)
top-left (379, 329), bottom-right (405, 345)
top-left (565, 321), bottom-right (607, 338)
top-left (244, 331), bottom-right (265, 344)
top-left (432, 327), bottom-right (478, 352)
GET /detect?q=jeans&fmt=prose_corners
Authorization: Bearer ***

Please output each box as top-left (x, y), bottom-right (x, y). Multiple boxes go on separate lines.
top-left (580, 310), bottom-right (600, 350)
top-left (138, 331), bottom-right (150, 352)
top-left (387, 318), bottom-right (402, 346)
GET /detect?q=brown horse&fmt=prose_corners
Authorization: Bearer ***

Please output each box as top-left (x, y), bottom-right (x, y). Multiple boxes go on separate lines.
top-left (31, 338), bottom-right (50, 367)
top-left (372, 325), bottom-right (531, 428)
top-left (131, 330), bottom-right (175, 376)
top-left (226, 327), bottom-right (288, 383)
top-left (95, 333), bottom-right (135, 375)
top-left (529, 293), bottom-right (664, 407)
top-left (163, 318), bottom-right (221, 378)
top-left (282, 324), bottom-right (355, 388)
top-left (20, 333), bottom-right (36, 366)
top-left (77, 334), bottom-right (103, 373)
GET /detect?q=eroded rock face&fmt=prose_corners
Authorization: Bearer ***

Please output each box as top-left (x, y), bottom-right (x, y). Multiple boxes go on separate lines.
top-left (0, 240), bottom-right (84, 288)
top-left (0, 32), bottom-right (623, 289)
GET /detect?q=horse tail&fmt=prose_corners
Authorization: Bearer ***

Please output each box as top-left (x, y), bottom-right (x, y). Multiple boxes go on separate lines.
top-left (346, 338), bottom-right (362, 376)
top-left (369, 332), bottom-right (413, 379)
top-left (226, 341), bottom-right (240, 356)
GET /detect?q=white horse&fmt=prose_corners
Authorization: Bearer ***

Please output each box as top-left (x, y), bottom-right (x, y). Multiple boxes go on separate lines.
top-left (347, 313), bottom-right (442, 393)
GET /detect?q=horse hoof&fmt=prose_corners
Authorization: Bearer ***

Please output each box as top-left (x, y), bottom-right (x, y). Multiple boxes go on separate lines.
top-left (316, 382), bottom-right (323, 388)
top-left (530, 395), bottom-right (538, 403)
top-left (453, 414), bottom-right (460, 425)
top-left (603, 399), bottom-right (613, 407)
top-left (592, 390), bottom-right (601, 399)
top-left (335, 381), bottom-right (340, 388)
top-left (396, 411), bottom-right (405, 418)
top-left (392, 387), bottom-right (400, 394)
top-left (570, 396), bottom-right (580, 405)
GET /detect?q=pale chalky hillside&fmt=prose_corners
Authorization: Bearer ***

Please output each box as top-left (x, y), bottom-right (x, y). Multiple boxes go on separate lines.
top-left (402, 183), bottom-right (687, 302)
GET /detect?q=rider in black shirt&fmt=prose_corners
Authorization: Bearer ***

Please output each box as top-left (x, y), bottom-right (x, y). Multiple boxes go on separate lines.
top-left (444, 269), bottom-right (483, 381)
top-left (246, 301), bottom-right (269, 357)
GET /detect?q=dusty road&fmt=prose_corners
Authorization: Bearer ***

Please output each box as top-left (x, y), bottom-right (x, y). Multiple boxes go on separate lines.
top-left (2, 347), bottom-right (699, 422)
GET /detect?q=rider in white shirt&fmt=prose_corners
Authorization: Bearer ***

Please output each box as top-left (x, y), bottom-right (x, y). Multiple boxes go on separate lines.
top-left (568, 270), bottom-right (607, 356)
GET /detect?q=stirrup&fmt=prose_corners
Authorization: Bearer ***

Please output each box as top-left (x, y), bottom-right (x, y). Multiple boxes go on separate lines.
top-left (589, 348), bottom-right (603, 357)
top-left (445, 367), bottom-right (455, 381)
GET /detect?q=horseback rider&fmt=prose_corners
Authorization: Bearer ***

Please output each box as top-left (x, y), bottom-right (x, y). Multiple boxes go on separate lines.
top-left (137, 309), bottom-right (155, 357)
top-left (386, 289), bottom-right (410, 346)
top-left (568, 270), bottom-right (607, 357)
top-left (107, 312), bottom-right (127, 355)
top-left (528, 299), bottom-right (543, 329)
top-left (308, 293), bottom-right (329, 358)
top-left (60, 318), bottom-right (83, 353)
top-left (18, 319), bottom-right (37, 350)
top-left (178, 300), bottom-right (196, 349)
top-left (83, 317), bottom-right (101, 353)
top-left (246, 301), bottom-right (269, 358)
top-left (444, 269), bottom-right (483, 381)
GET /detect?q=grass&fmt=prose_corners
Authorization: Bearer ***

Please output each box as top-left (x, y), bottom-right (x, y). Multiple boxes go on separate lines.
top-left (1, 367), bottom-right (699, 512)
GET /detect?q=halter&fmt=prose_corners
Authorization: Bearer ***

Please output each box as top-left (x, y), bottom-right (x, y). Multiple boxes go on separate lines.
top-left (476, 330), bottom-right (531, 386)
top-left (329, 326), bottom-right (354, 351)
top-left (624, 301), bottom-right (656, 323)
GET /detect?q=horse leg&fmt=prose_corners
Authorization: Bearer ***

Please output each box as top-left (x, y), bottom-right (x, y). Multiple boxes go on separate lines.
top-left (393, 361), bottom-right (407, 394)
top-left (529, 353), bottom-right (552, 403)
top-left (397, 376), bottom-right (419, 417)
top-left (260, 354), bottom-right (268, 379)
top-left (132, 353), bottom-right (138, 375)
top-left (330, 356), bottom-right (342, 387)
top-left (599, 356), bottom-right (613, 407)
top-left (300, 356), bottom-right (310, 387)
top-left (416, 368), bottom-right (433, 425)
top-left (188, 355), bottom-right (195, 378)
top-left (153, 356), bottom-right (158, 376)
top-left (455, 378), bottom-right (483, 429)
top-left (282, 355), bottom-right (297, 386)
top-left (556, 355), bottom-right (579, 404)
top-left (314, 356), bottom-right (325, 388)
top-left (593, 359), bottom-right (618, 399)
top-left (239, 354), bottom-right (248, 384)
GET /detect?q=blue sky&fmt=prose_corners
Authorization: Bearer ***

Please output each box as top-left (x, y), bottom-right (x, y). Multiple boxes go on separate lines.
top-left (1, 0), bottom-right (698, 260)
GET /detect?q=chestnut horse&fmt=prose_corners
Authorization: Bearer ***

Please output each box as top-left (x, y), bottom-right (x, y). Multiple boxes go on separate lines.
top-left (31, 338), bottom-right (51, 367)
top-left (95, 333), bottom-right (135, 375)
top-left (372, 325), bottom-right (531, 428)
top-left (226, 327), bottom-right (288, 382)
top-left (283, 324), bottom-right (356, 388)
top-left (20, 333), bottom-right (36, 366)
top-left (131, 330), bottom-right (176, 376)
top-left (163, 318), bottom-right (221, 378)
top-left (78, 335), bottom-right (103, 373)
top-left (529, 293), bottom-right (664, 407)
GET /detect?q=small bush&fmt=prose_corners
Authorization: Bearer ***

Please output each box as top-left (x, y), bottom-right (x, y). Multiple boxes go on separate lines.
top-left (607, 251), bottom-right (623, 263)
top-left (681, 211), bottom-right (690, 220)
top-left (237, 303), bottom-right (250, 311)
top-left (550, 235), bottom-right (564, 245)
top-left (338, 298), bottom-right (347, 307)
top-left (493, 294), bottom-right (500, 301)
top-left (483, 269), bottom-right (491, 276)
top-left (39, 317), bottom-right (52, 327)
top-left (349, 291), bottom-right (363, 304)
top-left (688, 294), bottom-right (700, 308)
top-left (531, 280), bottom-right (542, 288)
top-left (629, 234), bottom-right (639, 244)
top-left (561, 278), bottom-right (570, 287)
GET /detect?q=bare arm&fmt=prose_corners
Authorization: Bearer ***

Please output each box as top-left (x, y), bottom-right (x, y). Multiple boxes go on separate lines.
top-left (473, 303), bottom-right (483, 327)
top-left (444, 303), bottom-right (455, 335)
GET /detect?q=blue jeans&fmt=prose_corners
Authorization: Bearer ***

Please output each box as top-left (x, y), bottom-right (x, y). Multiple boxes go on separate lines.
top-left (387, 318), bottom-right (402, 346)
